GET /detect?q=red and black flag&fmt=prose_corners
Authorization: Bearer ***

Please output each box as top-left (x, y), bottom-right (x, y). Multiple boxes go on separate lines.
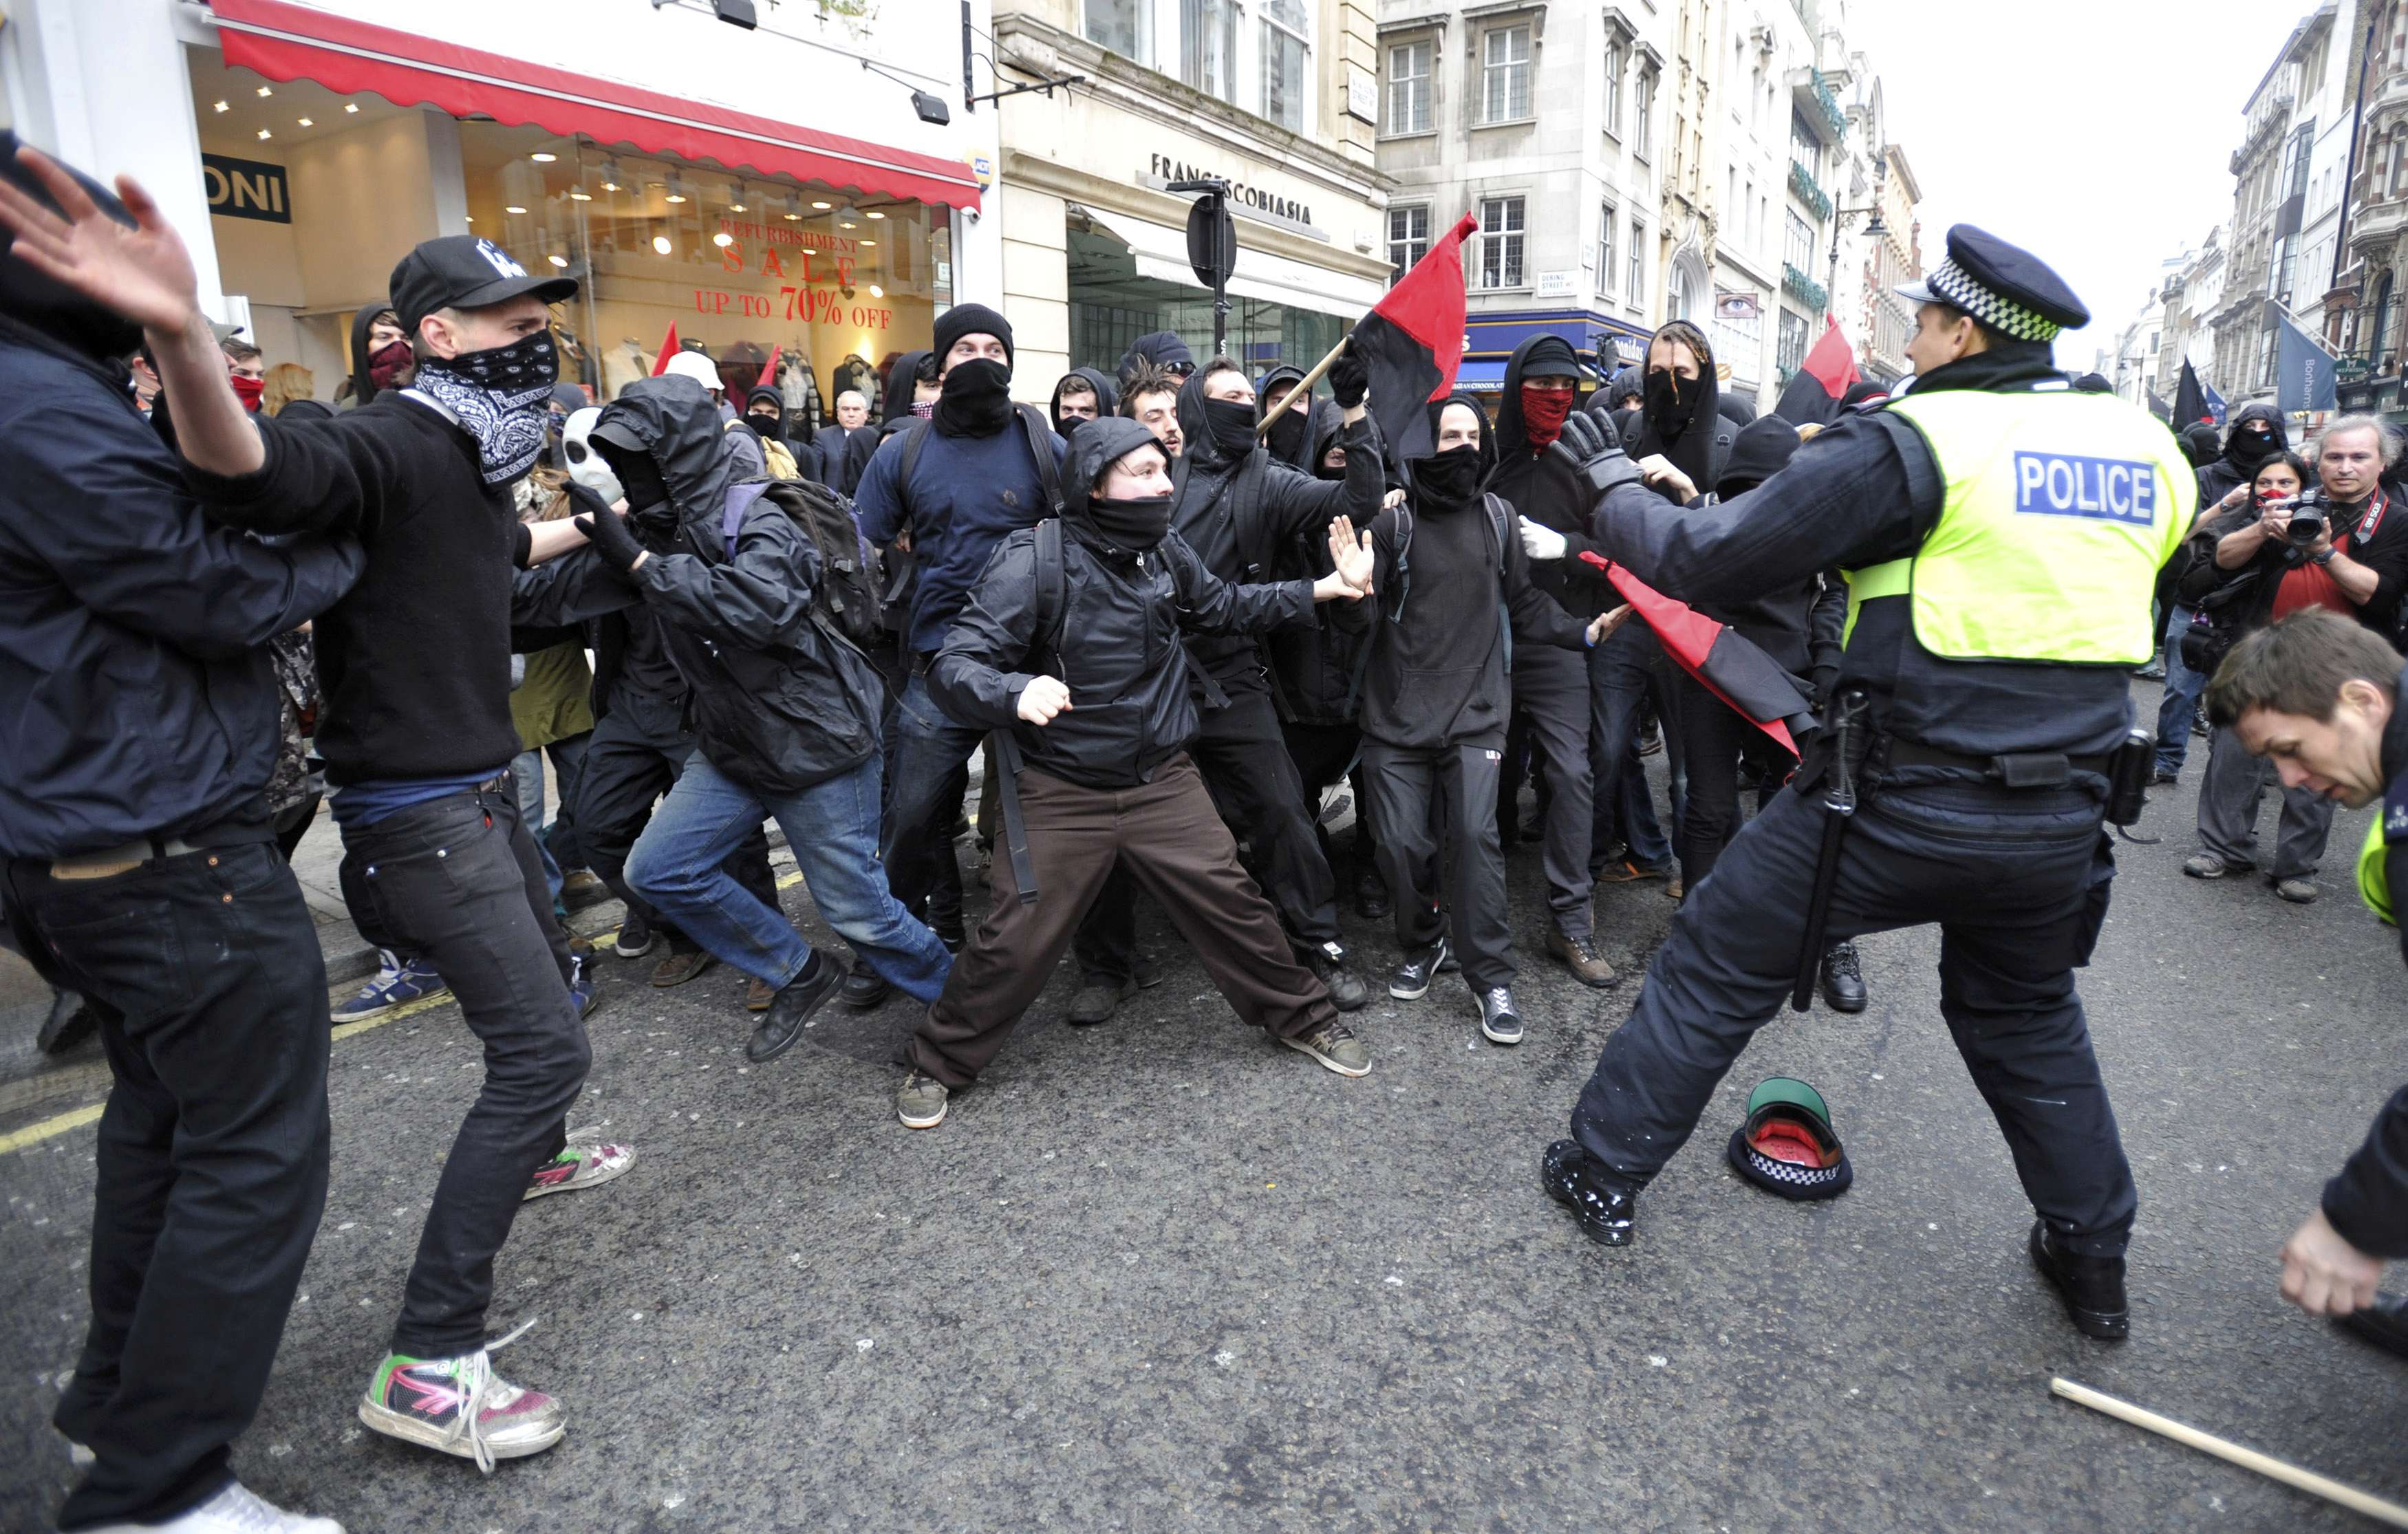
top-left (1771, 317), bottom-right (1861, 427)
top-left (2173, 360), bottom-right (2215, 429)
top-left (1353, 212), bottom-right (1476, 460)
top-left (1580, 551), bottom-right (1816, 755)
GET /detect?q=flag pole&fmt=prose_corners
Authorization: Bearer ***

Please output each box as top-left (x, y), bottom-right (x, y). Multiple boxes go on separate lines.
top-left (1255, 334), bottom-right (1352, 435)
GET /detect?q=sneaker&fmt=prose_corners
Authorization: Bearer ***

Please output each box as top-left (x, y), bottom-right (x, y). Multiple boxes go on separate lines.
top-left (77, 1478), bottom-right (345, 1532)
top-left (744, 976), bottom-right (775, 1013)
top-left (1540, 1138), bottom-right (1638, 1246)
top-left (2149, 769), bottom-right (2180, 786)
top-left (2274, 876), bottom-right (2319, 904)
top-left (613, 908), bottom-right (655, 960)
top-left (332, 951), bottom-right (447, 1024)
top-left (1544, 927), bottom-right (1619, 989)
top-left (1818, 940), bottom-right (1867, 1013)
top-left (1477, 987), bottom-right (1524, 1046)
top-left (358, 1324), bottom-right (563, 1471)
top-left (2133, 659), bottom-right (2167, 681)
top-left (1303, 942), bottom-right (1370, 1011)
top-left (1593, 858), bottom-right (1669, 885)
top-left (749, 952), bottom-right (841, 1063)
top-left (1280, 1020), bottom-right (1372, 1077)
top-left (2191, 715), bottom-right (2211, 738)
top-left (1066, 956), bottom-right (1165, 1027)
top-left (524, 1130), bottom-right (635, 1201)
top-left (649, 945), bottom-right (716, 988)
top-left (566, 955), bottom-right (599, 1020)
top-left (1351, 867), bottom-right (1390, 920)
top-left (896, 1070), bottom-right (950, 1129)
top-left (1389, 938), bottom-right (1452, 1001)
top-left (2182, 853), bottom-right (2250, 880)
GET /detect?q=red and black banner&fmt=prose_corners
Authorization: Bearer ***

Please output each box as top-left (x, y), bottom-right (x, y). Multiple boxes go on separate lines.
top-left (1353, 212), bottom-right (1476, 460)
top-left (1771, 316), bottom-right (1861, 428)
top-left (1580, 551), bottom-right (1814, 754)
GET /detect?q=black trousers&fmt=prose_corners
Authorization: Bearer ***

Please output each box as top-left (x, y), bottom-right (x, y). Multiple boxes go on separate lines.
top-left (575, 706), bottom-right (779, 942)
top-left (1282, 717), bottom-right (1380, 883)
top-left (1670, 669), bottom-right (1761, 889)
top-left (1571, 773), bottom-right (2138, 1257)
top-left (1509, 645), bottom-right (1598, 936)
top-left (6, 840), bottom-right (330, 1531)
top-left (338, 784), bottom-right (592, 1356)
top-left (1362, 739), bottom-right (1516, 992)
top-left (1076, 683), bottom-right (1344, 981)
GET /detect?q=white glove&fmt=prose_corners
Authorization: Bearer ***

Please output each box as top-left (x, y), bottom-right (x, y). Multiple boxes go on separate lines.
top-left (1518, 516), bottom-right (1568, 562)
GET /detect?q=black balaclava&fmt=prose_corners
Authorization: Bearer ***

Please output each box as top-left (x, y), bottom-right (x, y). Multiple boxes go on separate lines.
top-left (0, 131), bottom-right (143, 363)
top-left (1633, 320), bottom-right (1721, 493)
top-left (744, 383), bottom-right (787, 444)
top-left (1714, 415), bottom-right (1802, 499)
top-left (1119, 330), bottom-right (1196, 388)
top-left (1067, 415), bottom-right (1176, 557)
top-left (934, 356), bottom-right (1013, 437)
top-left (1307, 398), bottom-right (1348, 482)
top-left (2180, 422), bottom-right (2222, 466)
top-left (2224, 404), bottom-right (2287, 475)
top-left (1257, 365), bottom-right (1311, 468)
top-left (1409, 393), bottom-right (1496, 510)
top-left (1177, 370), bottom-right (1260, 469)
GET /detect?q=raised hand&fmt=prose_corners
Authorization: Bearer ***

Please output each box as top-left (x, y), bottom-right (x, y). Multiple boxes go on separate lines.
top-left (1017, 674), bottom-right (1072, 726)
top-left (1328, 515), bottom-right (1375, 596)
top-left (0, 147), bottom-right (202, 334)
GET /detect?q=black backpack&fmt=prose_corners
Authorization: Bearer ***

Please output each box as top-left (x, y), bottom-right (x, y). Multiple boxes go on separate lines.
top-left (720, 479), bottom-right (882, 651)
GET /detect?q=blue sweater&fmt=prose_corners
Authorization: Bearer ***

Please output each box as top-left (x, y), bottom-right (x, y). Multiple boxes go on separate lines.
top-left (853, 418), bottom-right (1066, 655)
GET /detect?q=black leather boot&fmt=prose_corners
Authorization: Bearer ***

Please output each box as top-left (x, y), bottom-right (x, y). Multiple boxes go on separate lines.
top-left (2028, 1221), bottom-right (2129, 1341)
top-left (749, 952), bottom-right (841, 1063)
top-left (1540, 1139), bottom-right (1638, 1246)
top-left (1818, 940), bottom-right (1867, 1013)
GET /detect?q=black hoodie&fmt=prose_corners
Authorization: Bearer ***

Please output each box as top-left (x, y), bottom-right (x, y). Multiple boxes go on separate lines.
top-left (341, 304), bottom-right (399, 410)
top-left (1489, 334), bottom-right (1611, 615)
top-left (1629, 321), bottom-right (1731, 494)
top-left (1357, 393), bottom-right (1587, 750)
top-left (1118, 330), bottom-right (1196, 387)
top-left (929, 415), bottom-right (1313, 788)
top-left (1050, 366), bottom-right (1121, 440)
top-left (838, 347), bottom-right (929, 496)
top-left (1256, 363), bottom-right (1314, 470)
top-left (2197, 402), bottom-right (2288, 507)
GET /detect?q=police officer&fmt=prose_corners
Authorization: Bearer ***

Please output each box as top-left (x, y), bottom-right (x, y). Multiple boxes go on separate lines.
top-left (1535, 226), bottom-right (2193, 1342)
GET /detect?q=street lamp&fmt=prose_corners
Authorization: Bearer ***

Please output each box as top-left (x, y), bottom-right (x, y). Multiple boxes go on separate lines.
top-left (1826, 147), bottom-right (1890, 318)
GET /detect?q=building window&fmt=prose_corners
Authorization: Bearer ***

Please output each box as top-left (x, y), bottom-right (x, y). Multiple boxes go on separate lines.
top-left (1482, 25), bottom-right (1533, 123)
top-left (1789, 108), bottom-right (1822, 180)
top-left (1181, 0), bottom-right (1238, 104)
top-left (1598, 202), bottom-right (1617, 296)
top-left (1628, 216), bottom-right (1646, 305)
top-left (1388, 40), bottom-right (1432, 134)
top-left (1777, 308), bottom-right (1809, 378)
top-left (1083, 0), bottom-right (1152, 65)
top-left (1784, 208), bottom-right (1816, 273)
top-left (1260, 0), bottom-right (1311, 132)
top-left (1634, 68), bottom-right (1656, 158)
top-left (1388, 204), bottom-right (1431, 281)
top-left (1669, 264), bottom-right (1699, 322)
top-left (1602, 37), bottom-right (1625, 136)
top-left (1479, 195), bottom-right (1527, 289)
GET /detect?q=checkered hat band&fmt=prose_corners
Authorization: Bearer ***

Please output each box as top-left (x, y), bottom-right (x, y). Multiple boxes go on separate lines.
top-left (1926, 258), bottom-right (2061, 343)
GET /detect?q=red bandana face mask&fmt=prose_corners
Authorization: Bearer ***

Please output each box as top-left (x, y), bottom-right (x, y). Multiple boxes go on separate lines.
top-left (229, 374), bottom-right (266, 412)
top-left (1520, 385), bottom-right (1574, 450)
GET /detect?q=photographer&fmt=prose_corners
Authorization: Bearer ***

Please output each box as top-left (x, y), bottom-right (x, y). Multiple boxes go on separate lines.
top-left (2182, 418), bottom-right (2408, 901)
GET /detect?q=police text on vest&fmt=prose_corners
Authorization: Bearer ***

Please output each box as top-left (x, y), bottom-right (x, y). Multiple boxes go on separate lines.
top-left (2012, 452), bottom-right (2158, 526)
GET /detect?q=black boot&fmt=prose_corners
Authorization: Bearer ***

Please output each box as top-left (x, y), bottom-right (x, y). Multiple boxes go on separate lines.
top-left (2028, 1221), bottom-right (2129, 1341)
top-left (37, 990), bottom-right (96, 1055)
top-left (2337, 1290), bottom-right (2408, 1359)
top-left (839, 960), bottom-right (890, 1008)
top-left (1540, 1139), bottom-right (1638, 1246)
top-left (1818, 940), bottom-right (1867, 1013)
top-left (748, 952), bottom-right (841, 1063)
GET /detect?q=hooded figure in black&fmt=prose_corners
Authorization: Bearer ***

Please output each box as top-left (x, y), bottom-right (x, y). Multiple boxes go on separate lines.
top-left (1628, 319), bottom-right (1732, 497)
top-left (1485, 334), bottom-right (1616, 979)
top-left (741, 381), bottom-right (795, 457)
top-left (1356, 392), bottom-right (1606, 1041)
top-left (2179, 422), bottom-right (2222, 468)
top-left (1117, 330), bottom-right (1196, 391)
top-left (1073, 356), bottom-right (1388, 1014)
top-left (341, 303), bottom-right (410, 409)
top-left (1049, 365), bottom-right (1120, 442)
top-left (1256, 363), bottom-right (1315, 469)
top-left (2197, 402), bottom-right (2288, 507)
top-left (566, 375), bottom-right (952, 1058)
top-left (899, 414), bottom-right (1371, 1123)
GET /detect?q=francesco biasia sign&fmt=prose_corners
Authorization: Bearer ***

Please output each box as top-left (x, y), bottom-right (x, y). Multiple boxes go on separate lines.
top-left (1145, 153), bottom-right (1311, 228)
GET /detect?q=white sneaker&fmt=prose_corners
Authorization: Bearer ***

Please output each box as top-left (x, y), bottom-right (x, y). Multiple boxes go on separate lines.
top-left (74, 1479), bottom-right (344, 1533)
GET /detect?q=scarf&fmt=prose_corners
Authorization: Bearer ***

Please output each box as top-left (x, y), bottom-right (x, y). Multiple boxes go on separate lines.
top-left (409, 330), bottom-right (559, 484)
top-left (934, 357), bottom-right (1013, 437)
top-left (1086, 494), bottom-right (1175, 552)
top-left (1411, 445), bottom-right (1486, 508)
top-left (1519, 386), bottom-right (1573, 451)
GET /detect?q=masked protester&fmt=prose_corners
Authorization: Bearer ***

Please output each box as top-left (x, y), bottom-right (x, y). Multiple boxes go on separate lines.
top-left (893, 416), bottom-right (1378, 1128)
top-left (342, 303), bottom-right (413, 409)
top-left (853, 305), bottom-right (1070, 1001)
top-left (1049, 365), bottom-right (1118, 442)
top-left (1117, 327), bottom-right (1196, 392)
top-left (0, 135), bottom-right (363, 1534)
top-left (1068, 353), bottom-right (1387, 1020)
top-left (1356, 394), bottom-right (1628, 1047)
top-left (2200, 402), bottom-right (2288, 507)
top-left (739, 382), bottom-right (805, 480)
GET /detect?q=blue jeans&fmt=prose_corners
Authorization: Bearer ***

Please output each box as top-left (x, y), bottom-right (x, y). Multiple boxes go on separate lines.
top-left (510, 734), bottom-right (590, 905)
top-left (2153, 605), bottom-right (2208, 776)
top-left (1588, 623), bottom-right (1683, 872)
top-left (626, 752), bottom-right (952, 1001)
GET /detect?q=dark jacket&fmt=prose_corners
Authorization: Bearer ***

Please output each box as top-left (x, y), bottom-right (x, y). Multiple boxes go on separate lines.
top-left (2179, 479), bottom-right (2408, 640)
top-left (1264, 400), bottom-right (1375, 726)
top-left (339, 303), bottom-right (391, 410)
top-left (2195, 403), bottom-right (2288, 508)
top-left (929, 418), bottom-right (1314, 790)
top-left (1697, 416), bottom-right (1845, 684)
top-left (0, 321), bottom-right (361, 856)
top-left (1256, 364), bottom-right (1314, 471)
top-left (567, 378), bottom-right (883, 795)
top-left (1359, 395), bottom-right (1588, 750)
top-left (2323, 664), bottom-right (2408, 1257)
top-left (1169, 372), bottom-right (1384, 688)
top-left (1490, 334), bottom-right (1613, 617)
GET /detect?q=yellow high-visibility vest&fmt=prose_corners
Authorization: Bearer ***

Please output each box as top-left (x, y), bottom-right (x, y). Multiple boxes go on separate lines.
top-left (1844, 387), bottom-right (2195, 665)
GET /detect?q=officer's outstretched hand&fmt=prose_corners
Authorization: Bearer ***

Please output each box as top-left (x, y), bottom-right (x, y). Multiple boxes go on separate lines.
top-left (2279, 1207), bottom-right (2386, 1317)
top-left (1017, 675), bottom-right (1072, 726)
top-left (1585, 605), bottom-right (1634, 647)
top-left (1555, 409), bottom-right (1614, 466)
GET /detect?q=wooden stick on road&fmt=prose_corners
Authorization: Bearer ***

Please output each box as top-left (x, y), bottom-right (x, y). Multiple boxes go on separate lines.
top-left (1255, 334), bottom-right (1351, 435)
top-left (2051, 1376), bottom-right (2408, 1527)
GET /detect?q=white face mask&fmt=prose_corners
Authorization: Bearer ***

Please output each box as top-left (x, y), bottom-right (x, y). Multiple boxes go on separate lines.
top-left (561, 407), bottom-right (623, 504)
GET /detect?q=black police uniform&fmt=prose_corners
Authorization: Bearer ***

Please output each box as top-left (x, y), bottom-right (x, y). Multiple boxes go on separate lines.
top-left (1544, 230), bottom-right (2154, 1300)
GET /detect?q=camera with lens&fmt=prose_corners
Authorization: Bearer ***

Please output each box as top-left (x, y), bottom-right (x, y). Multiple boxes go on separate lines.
top-left (2279, 488), bottom-right (2327, 545)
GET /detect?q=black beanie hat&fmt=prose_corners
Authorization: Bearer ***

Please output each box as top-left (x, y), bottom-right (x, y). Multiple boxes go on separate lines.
top-left (1715, 415), bottom-right (1802, 498)
top-left (933, 303), bottom-right (1013, 369)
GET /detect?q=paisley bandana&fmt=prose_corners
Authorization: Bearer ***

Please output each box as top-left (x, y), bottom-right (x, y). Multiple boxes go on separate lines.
top-left (409, 330), bottom-right (559, 484)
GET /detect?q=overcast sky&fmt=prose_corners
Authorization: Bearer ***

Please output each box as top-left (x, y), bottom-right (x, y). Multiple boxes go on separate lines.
top-left (1847, 0), bottom-right (2312, 368)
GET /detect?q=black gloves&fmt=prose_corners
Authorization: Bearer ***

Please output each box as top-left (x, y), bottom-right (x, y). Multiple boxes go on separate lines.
top-left (1328, 348), bottom-right (1370, 409)
top-left (1556, 409), bottom-right (1615, 465)
top-left (573, 508), bottom-right (647, 574)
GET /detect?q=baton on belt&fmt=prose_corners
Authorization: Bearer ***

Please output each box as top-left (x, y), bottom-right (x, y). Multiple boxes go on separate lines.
top-left (1792, 690), bottom-right (1869, 1012)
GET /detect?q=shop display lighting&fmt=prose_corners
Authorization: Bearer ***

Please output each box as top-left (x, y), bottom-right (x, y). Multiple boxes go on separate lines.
top-left (570, 188), bottom-right (594, 202)
top-left (868, 284), bottom-right (884, 299)
top-left (811, 199), bottom-right (832, 210)
top-left (345, 103), bottom-right (359, 114)
top-left (712, 231), bottom-right (734, 247)
top-left (505, 205), bottom-right (528, 215)
top-left (835, 204), bottom-right (860, 228)
top-left (867, 210), bottom-right (887, 220)
top-left (730, 182), bottom-right (749, 213)
top-left (549, 255), bottom-right (570, 268)
top-left (297, 117), bottom-right (313, 127)
top-left (531, 152), bottom-right (558, 163)
top-left (599, 158), bottom-right (623, 192)
top-left (653, 234), bottom-right (674, 255)
top-left (257, 129), bottom-right (272, 140)
top-left (256, 85), bottom-right (273, 97)
top-left (213, 100), bottom-right (230, 113)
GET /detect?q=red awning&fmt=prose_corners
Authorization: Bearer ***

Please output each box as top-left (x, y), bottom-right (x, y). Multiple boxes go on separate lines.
top-left (208, 0), bottom-right (982, 211)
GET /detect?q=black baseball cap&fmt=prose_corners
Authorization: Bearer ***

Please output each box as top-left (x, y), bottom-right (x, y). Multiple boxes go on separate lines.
top-left (389, 235), bottom-right (577, 332)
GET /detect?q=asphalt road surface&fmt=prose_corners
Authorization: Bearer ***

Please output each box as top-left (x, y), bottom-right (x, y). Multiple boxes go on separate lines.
top-left (5, 716), bottom-right (2405, 1532)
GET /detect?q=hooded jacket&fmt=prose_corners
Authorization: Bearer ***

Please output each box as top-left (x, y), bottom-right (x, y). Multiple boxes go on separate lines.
top-left (2197, 402), bottom-right (2288, 508)
top-left (1357, 394), bottom-right (1588, 750)
top-left (929, 416), bottom-right (1314, 789)
top-left (1629, 321), bottom-right (1734, 494)
top-left (1168, 370), bottom-right (1386, 690)
top-left (1050, 367), bottom-right (1121, 440)
top-left (1489, 334), bottom-right (1611, 616)
top-left (1692, 415), bottom-right (1845, 683)
top-left (577, 377), bottom-right (883, 793)
top-left (838, 347), bottom-right (928, 496)
top-left (1263, 398), bottom-right (1376, 726)
top-left (1256, 364), bottom-right (1315, 470)
top-left (340, 304), bottom-right (398, 410)
top-left (1118, 330), bottom-right (1196, 387)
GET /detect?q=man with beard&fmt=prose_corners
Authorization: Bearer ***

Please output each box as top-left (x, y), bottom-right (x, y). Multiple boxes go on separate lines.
top-left (854, 305), bottom-right (1068, 974)
top-left (1489, 335), bottom-right (1617, 987)
top-left (1067, 353), bottom-right (1386, 1019)
top-left (893, 418), bottom-right (1376, 1129)
top-left (1359, 396), bottom-right (1631, 1044)
top-left (1049, 366), bottom-right (1117, 441)
top-left (1539, 226), bottom-right (2191, 1346)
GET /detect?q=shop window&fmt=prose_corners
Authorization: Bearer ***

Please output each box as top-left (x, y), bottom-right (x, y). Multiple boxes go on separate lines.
top-left (1598, 202), bottom-right (1617, 296)
top-left (1388, 205), bottom-right (1431, 282)
top-left (1260, 0), bottom-right (1311, 132)
top-left (1182, 0), bottom-right (1239, 105)
top-left (1085, 0), bottom-right (1153, 67)
top-left (457, 127), bottom-right (949, 421)
top-left (1479, 195), bottom-right (1526, 290)
top-left (1388, 40), bottom-right (1433, 135)
top-left (1481, 25), bottom-right (1532, 124)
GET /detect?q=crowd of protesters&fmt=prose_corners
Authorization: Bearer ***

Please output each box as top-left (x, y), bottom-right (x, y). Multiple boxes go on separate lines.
top-left (6, 127), bottom-right (2408, 1534)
